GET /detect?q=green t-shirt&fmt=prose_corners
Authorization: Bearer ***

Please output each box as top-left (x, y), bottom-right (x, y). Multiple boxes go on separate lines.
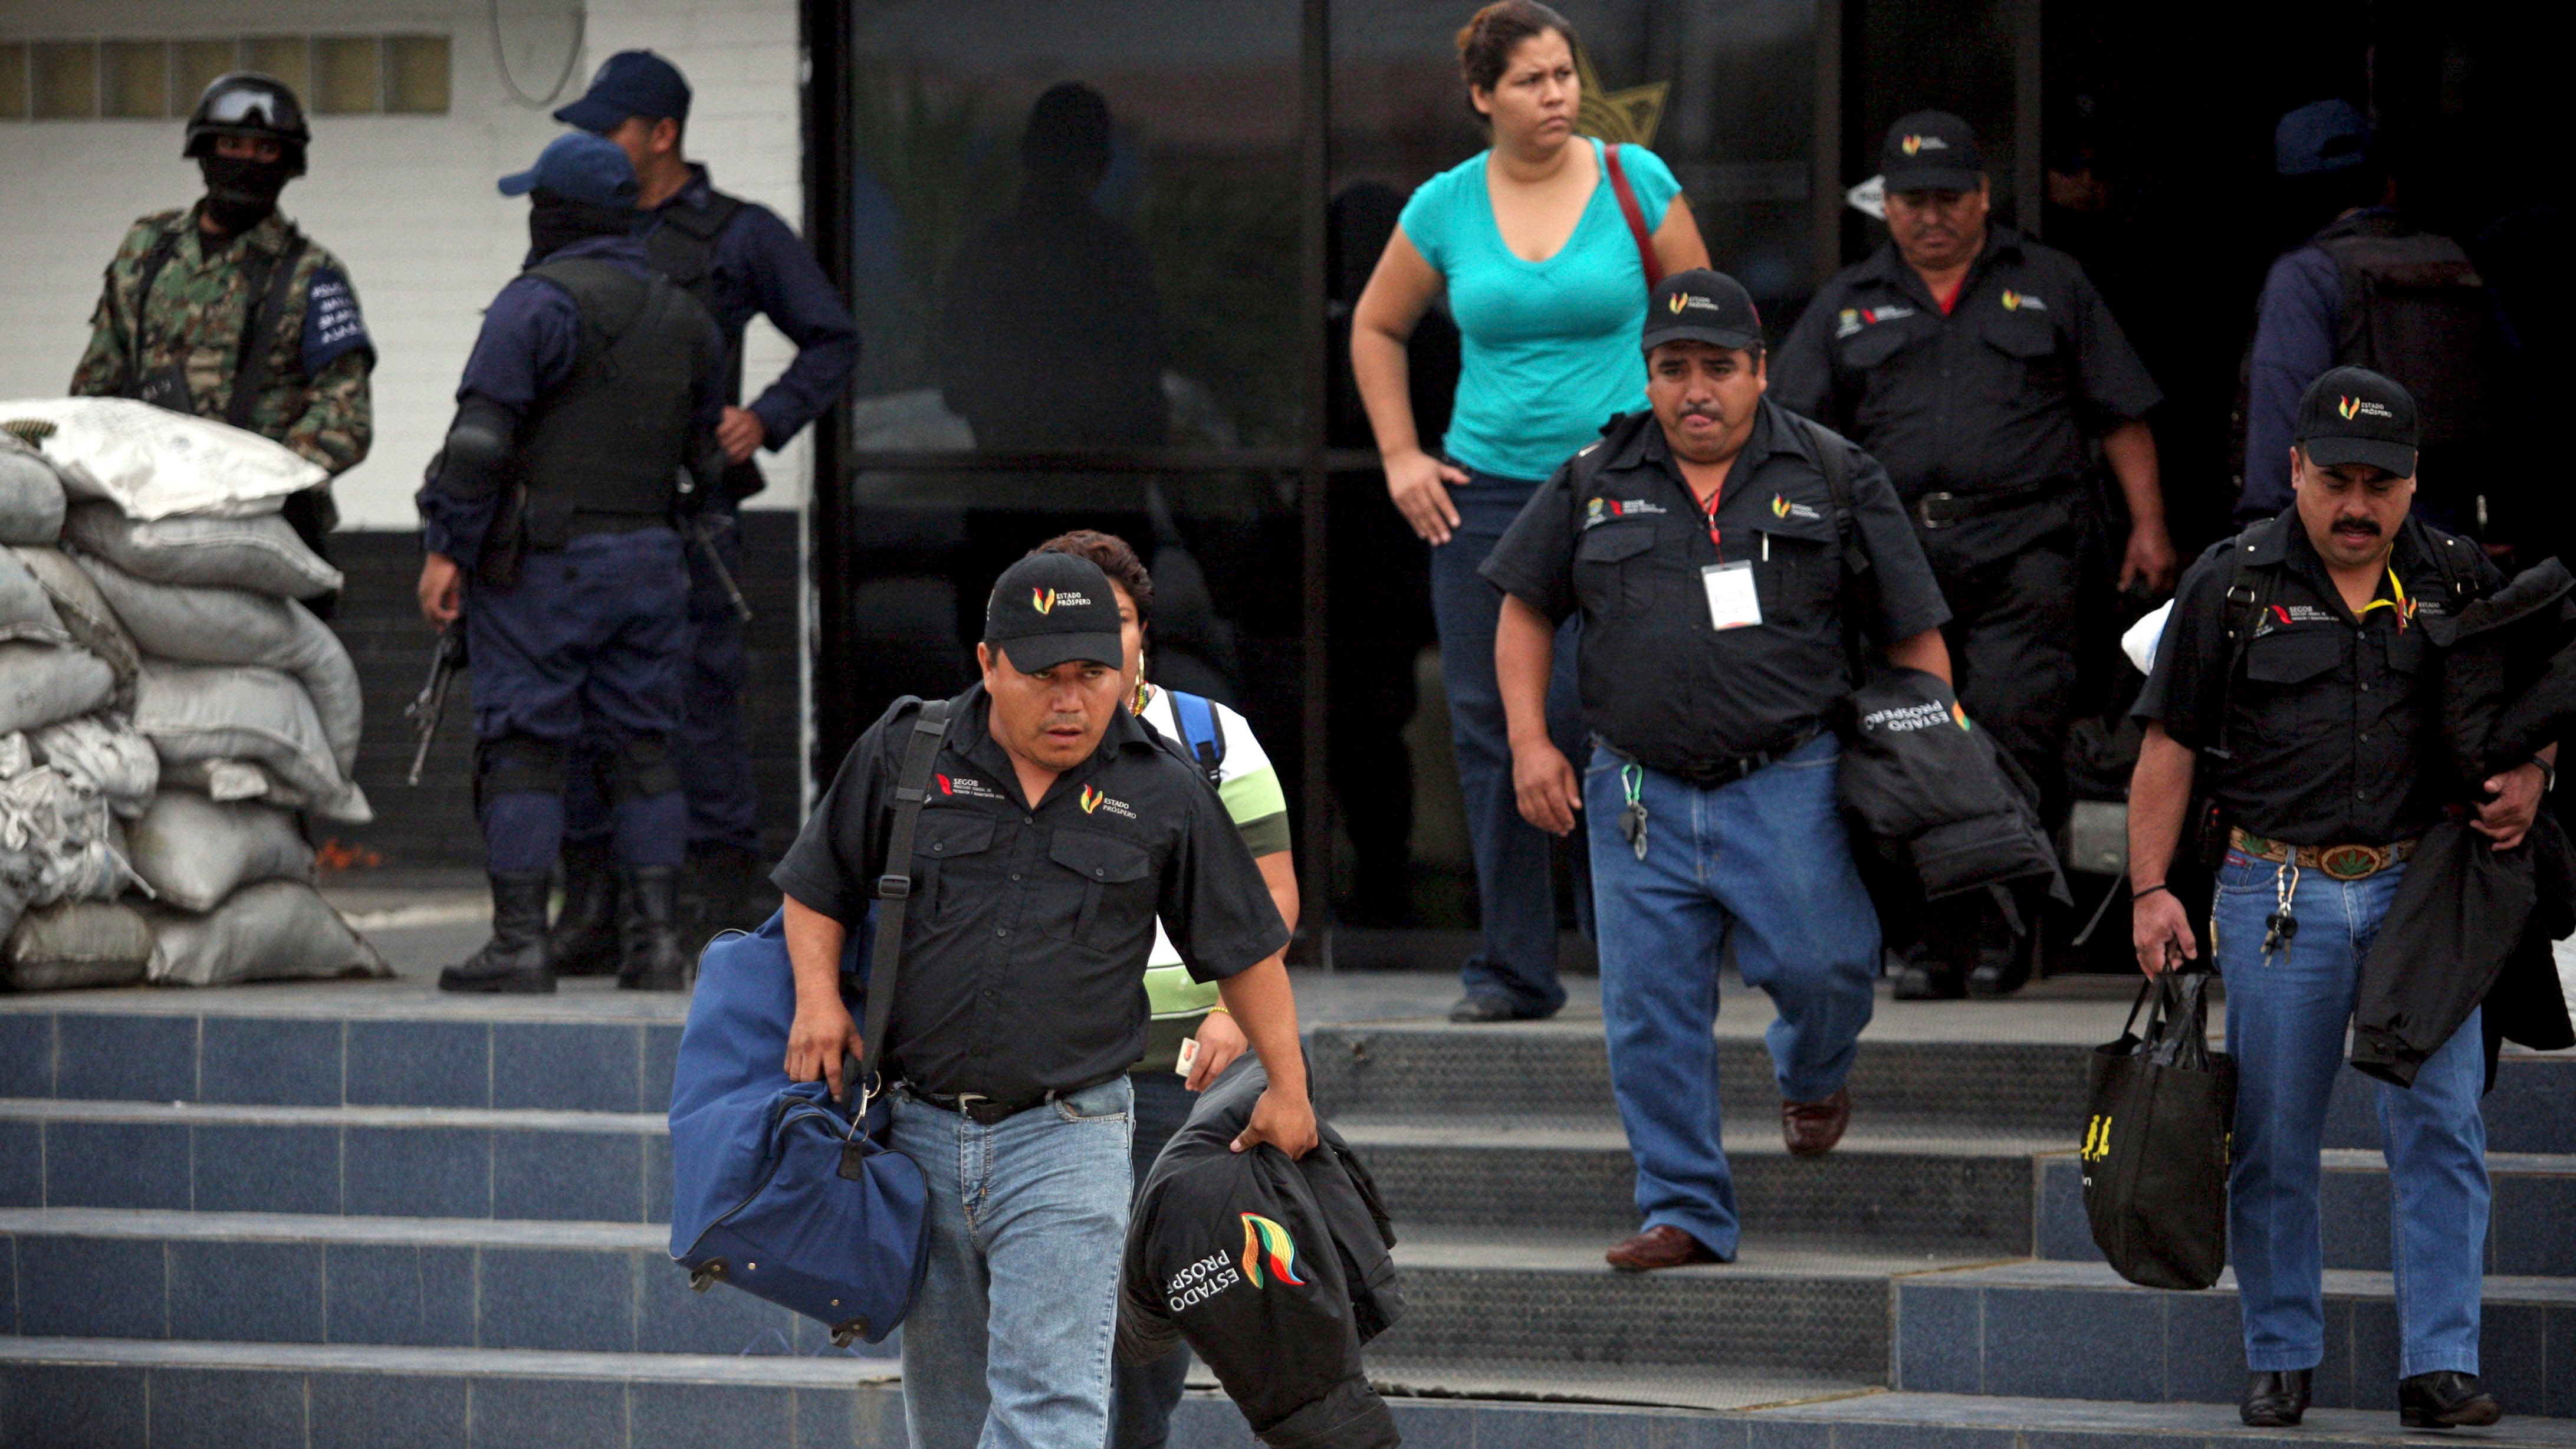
top-left (1132, 683), bottom-right (1289, 1072)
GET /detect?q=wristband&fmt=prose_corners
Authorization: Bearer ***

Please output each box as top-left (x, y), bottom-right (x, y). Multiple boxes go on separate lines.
top-left (1205, 1005), bottom-right (1232, 1017)
top-left (2131, 882), bottom-right (2172, 902)
top-left (2532, 756), bottom-right (2557, 795)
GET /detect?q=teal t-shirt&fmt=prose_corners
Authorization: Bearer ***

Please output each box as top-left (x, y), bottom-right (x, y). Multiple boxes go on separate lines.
top-left (1398, 139), bottom-right (1681, 482)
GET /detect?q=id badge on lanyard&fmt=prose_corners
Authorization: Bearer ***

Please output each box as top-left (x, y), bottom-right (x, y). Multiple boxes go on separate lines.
top-left (1697, 482), bottom-right (1762, 630)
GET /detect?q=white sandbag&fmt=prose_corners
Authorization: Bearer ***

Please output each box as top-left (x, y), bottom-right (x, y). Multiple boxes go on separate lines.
top-left (130, 663), bottom-right (369, 823)
top-left (0, 397), bottom-right (323, 520)
top-left (0, 643), bottom-right (113, 736)
top-left (63, 503), bottom-right (340, 600)
top-left (157, 757), bottom-right (312, 809)
top-left (4, 899), bottom-right (155, 992)
top-left (143, 879), bottom-right (388, 987)
top-left (10, 547), bottom-right (140, 698)
top-left (0, 548), bottom-right (71, 646)
top-left (73, 554), bottom-right (360, 774)
top-left (0, 758), bottom-right (135, 906)
top-left (124, 791), bottom-right (313, 912)
top-left (29, 714), bottom-right (158, 818)
top-left (0, 435), bottom-right (65, 546)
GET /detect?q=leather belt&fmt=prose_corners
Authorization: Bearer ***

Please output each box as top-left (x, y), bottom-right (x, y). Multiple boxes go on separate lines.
top-left (1910, 478), bottom-right (2072, 530)
top-left (2228, 828), bottom-right (2417, 881)
top-left (903, 1071), bottom-right (1124, 1126)
top-left (1599, 722), bottom-right (1821, 789)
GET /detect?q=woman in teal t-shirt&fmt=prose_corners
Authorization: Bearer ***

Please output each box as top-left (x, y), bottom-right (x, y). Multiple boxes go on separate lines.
top-left (1351, 0), bottom-right (1706, 1023)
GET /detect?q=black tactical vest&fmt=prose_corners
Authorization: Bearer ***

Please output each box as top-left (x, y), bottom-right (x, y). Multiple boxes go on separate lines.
top-left (515, 258), bottom-right (711, 537)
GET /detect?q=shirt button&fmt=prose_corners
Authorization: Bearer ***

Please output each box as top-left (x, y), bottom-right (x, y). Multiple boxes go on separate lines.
top-left (930, 843), bottom-right (943, 853)
top-left (1094, 867), bottom-right (1106, 878)
top-left (1010, 873), bottom-right (1021, 882)
top-left (1023, 815), bottom-right (1035, 826)
top-left (995, 927), bottom-right (1009, 937)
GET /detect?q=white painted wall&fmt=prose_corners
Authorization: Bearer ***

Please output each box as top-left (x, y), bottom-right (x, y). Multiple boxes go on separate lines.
top-left (0, 0), bottom-right (812, 527)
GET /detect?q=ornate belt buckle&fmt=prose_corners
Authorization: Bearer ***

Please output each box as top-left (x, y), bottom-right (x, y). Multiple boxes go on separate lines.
top-left (2317, 844), bottom-right (2384, 880)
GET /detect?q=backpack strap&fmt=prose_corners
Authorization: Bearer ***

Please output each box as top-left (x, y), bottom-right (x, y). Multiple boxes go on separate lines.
top-left (1165, 689), bottom-right (1228, 787)
top-left (126, 224), bottom-right (186, 363)
top-left (1789, 412), bottom-right (1874, 678)
top-left (1602, 143), bottom-right (1663, 292)
top-left (225, 231), bottom-right (309, 431)
top-left (858, 697), bottom-right (954, 1103)
top-left (2208, 518), bottom-right (2283, 763)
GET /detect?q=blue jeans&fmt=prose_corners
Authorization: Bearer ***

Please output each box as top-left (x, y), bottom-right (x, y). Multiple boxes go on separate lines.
top-left (1586, 735), bottom-right (1880, 1257)
top-left (891, 1076), bottom-right (1135, 1449)
top-left (1431, 469), bottom-right (1586, 1016)
top-left (2214, 853), bottom-right (2488, 1378)
top-left (1109, 1072), bottom-right (1195, 1448)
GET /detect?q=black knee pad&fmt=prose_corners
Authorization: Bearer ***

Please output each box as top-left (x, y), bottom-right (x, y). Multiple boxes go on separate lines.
top-left (474, 734), bottom-right (566, 814)
top-left (608, 735), bottom-right (682, 803)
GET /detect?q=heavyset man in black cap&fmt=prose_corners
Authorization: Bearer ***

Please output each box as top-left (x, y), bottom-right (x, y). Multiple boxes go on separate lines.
top-left (2129, 366), bottom-right (2534, 1432)
top-left (770, 551), bottom-right (1313, 1448)
top-left (1483, 270), bottom-right (1953, 1273)
top-left (1775, 110), bottom-right (2172, 998)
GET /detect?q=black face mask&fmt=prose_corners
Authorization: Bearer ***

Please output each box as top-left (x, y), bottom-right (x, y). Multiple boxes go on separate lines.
top-left (199, 154), bottom-right (294, 235)
top-left (526, 192), bottom-right (640, 262)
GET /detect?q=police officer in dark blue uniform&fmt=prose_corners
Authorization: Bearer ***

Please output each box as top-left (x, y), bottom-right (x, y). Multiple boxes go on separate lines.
top-left (416, 131), bottom-right (728, 994)
top-left (538, 51), bottom-right (861, 970)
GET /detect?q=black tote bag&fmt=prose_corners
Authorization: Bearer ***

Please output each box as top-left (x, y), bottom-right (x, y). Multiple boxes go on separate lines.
top-left (2082, 967), bottom-right (2237, 1290)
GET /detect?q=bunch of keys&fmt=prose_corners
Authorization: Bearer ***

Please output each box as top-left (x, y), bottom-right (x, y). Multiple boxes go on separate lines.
top-left (2261, 862), bottom-right (2301, 956)
top-left (1615, 763), bottom-right (1648, 862)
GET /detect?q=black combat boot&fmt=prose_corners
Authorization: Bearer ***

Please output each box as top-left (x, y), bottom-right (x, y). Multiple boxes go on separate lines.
top-left (438, 872), bottom-right (556, 994)
top-left (617, 864), bottom-right (690, 991)
top-left (547, 842), bottom-right (621, 976)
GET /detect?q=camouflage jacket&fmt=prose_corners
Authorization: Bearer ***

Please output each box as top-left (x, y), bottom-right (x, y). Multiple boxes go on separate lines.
top-left (70, 204), bottom-right (376, 479)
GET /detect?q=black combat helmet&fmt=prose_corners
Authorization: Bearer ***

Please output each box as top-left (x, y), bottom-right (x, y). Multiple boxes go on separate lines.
top-left (183, 73), bottom-right (311, 175)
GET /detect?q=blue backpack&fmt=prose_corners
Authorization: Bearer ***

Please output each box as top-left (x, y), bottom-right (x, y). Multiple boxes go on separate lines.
top-left (666, 700), bottom-right (952, 1344)
top-left (1165, 688), bottom-right (1227, 785)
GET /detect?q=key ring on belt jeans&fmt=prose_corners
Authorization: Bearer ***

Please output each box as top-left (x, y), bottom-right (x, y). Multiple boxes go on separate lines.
top-left (2266, 860), bottom-right (2301, 964)
top-left (1621, 763), bottom-right (1644, 813)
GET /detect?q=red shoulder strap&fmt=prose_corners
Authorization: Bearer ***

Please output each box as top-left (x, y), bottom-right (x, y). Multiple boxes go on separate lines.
top-left (1602, 142), bottom-right (1663, 292)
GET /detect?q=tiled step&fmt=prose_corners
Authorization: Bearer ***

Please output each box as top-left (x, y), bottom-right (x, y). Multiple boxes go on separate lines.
top-left (1747, 1390), bottom-right (2576, 1445)
top-left (2035, 1149), bottom-right (2576, 1276)
top-left (1895, 1258), bottom-right (2576, 1416)
top-left (0, 1207), bottom-right (889, 1360)
top-left (1338, 1118), bottom-right (2048, 1250)
top-left (0, 1004), bottom-right (686, 1113)
top-left (0, 1098), bottom-right (673, 1223)
top-left (1374, 1228), bottom-right (1997, 1377)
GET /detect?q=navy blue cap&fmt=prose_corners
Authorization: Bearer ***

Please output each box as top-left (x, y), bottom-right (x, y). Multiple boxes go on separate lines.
top-left (554, 50), bottom-right (691, 133)
top-left (498, 131), bottom-right (639, 205)
top-left (2276, 100), bottom-right (2370, 177)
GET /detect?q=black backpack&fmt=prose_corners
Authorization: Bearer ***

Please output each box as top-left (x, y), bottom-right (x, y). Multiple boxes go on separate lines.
top-left (2313, 214), bottom-right (2495, 452)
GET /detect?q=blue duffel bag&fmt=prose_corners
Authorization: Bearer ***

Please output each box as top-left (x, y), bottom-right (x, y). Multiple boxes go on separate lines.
top-left (666, 701), bottom-right (954, 1345)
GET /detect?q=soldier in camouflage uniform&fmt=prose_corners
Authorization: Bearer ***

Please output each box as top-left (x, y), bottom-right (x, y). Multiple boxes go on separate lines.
top-left (69, 74), bottom-right (373, 603)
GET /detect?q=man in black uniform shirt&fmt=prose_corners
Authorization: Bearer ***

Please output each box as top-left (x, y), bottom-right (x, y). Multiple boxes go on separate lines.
top-left (2130, 367), bottom-right (2540, 1432)
top-left (1775, 110), bottom-right (2175, 998)
top-left (771, 552), bottom-right (1315, 1449)
top-left (1483, 270), bottom-right (1954, 1273)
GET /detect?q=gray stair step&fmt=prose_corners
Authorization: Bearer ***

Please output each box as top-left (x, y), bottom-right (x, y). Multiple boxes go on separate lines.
top-left (1374, 1227), bottom-right (1998, 1377)
top-left (1338, 1118), bottom-right (2049, 1249)
top-left (0, 1097), bottom-right (673, 1223)
top-left (1749, 1389), bottom-right (2576, 1445)
top-left (2036, 1149), bottom-right (2576, 1276)
top-left (1896, 1258), bottom-right (2576, 1417)
top-left (1365, 1355), bottom-right (1874, 1412)
top-left (0, 1207), bottom-right (876, 1359)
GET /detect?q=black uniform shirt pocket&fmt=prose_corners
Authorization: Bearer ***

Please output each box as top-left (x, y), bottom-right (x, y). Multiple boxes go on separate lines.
top-left (1044, 827), bottom-right (1154, 950)
top-left (1749, 518), bottom-right (1838, 622)
top-left (2240, 627), bottom-right (2346, 741)
top-left (914, 811), bottom-right (997, 924)
top-left (1575, 521), bottom-right (1659, 616)
top-left (1980, 311), bottom-right (2068, 400)
top-left (1834, 316), bottom-right (1913, 371)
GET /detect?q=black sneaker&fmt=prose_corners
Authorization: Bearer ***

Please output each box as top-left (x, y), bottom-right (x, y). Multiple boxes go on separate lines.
top-left (2398, 1371), bottom-right (2501, 1428)
top-left (1448, 994), bottom-right (1522, 1023)
top-left (2241, 1369), bottom-right (2311, 1427)
top-left (1891, 963), bottom-right (1966, 1001)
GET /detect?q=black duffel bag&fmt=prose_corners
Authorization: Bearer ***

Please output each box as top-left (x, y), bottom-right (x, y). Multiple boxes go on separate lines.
top-left (2083, 967), bottom-right (2236, 1290)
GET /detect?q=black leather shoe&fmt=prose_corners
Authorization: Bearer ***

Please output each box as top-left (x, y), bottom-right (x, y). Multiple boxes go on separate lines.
top-left (439, 872), bottom-right (556, 994)
top-left (1966, 942), bottom-right (2030, 997)
top-left (617, 865), bottom-right (691, 991)
top-left (1448, 994), bottom-right (1520, 1023)
top-left (2399, 1371), bottom-right (2501, 1428)
top-left (1891, 963), bottom-right (1966, 1001)
top-left (547, 842), bottom-right (620, 976)
top-left (2241, 1369), bottom-right (2311, 1428)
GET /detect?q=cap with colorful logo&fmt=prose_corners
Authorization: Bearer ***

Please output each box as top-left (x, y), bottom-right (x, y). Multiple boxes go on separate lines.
top-left (2294, 365), bottom-right (2418, 478)
top-left (985, 552), bottom-right (1125, 673)
top-left (554, 50), bottom-right (692, 133)
top-left (497, 130), bottom-right (640, 204)
top-left (1641, 268), bottom-right (1764, 355)
top-left (1880, 110), bottom-right (1984, 194)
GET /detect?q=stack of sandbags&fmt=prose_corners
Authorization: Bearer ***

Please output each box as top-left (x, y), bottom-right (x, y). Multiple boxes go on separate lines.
top-left (0, 400), bottom-right (386, 990)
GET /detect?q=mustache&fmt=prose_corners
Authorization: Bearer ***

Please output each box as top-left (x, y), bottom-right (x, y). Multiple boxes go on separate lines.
top-left (1675, 403), bottom-right (1726, 420)
top-left (2333, 517), bottom-right (2383, 534)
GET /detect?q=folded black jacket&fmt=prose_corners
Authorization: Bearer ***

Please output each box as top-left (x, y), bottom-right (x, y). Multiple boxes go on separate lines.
top-left (1840, 665), bottom-right (2071, 906)
top-left (1118, 1057), bottom-right (1404, 1449)
top-left (2351, 560), bottom-right (2576, 1087)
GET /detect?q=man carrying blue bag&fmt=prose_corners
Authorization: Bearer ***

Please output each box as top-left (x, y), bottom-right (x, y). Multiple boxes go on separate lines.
top-left (761, 550), bottom-right (1315, 1448)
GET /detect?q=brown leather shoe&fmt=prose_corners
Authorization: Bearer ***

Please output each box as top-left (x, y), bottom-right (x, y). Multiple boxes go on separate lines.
top-left (1782, 1087), bottom-right (1852, 1156)
top-left (1605, 1225), bottom-right (1720, 1272)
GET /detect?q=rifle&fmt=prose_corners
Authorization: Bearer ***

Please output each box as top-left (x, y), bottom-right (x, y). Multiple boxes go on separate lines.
top-left (686, 514), bottom-right (755, 625)
top-left (406, 624), bottom-right (468, 786)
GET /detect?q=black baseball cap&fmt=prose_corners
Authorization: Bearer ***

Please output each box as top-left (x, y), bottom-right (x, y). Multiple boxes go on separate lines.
top-left (1641, 269), bottom-right (1764, 354)
top-left (2294, 366), bottom-right (2417, 478)
top-left (984, 553), bottom-right (1124, 673)
top-left (555, 50), bottom-right (692, 133)
top-left (1881, 110), bottom-right (1984, 194)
